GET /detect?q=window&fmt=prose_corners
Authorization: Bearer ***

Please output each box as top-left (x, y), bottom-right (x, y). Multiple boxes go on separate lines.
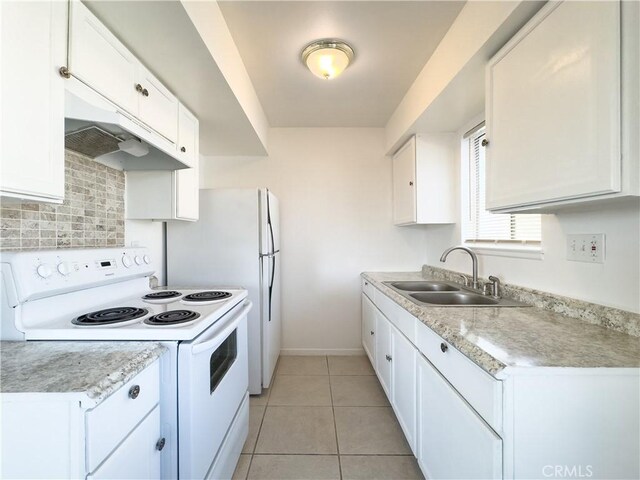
top-left (462, 124), bottom-right (542, 253)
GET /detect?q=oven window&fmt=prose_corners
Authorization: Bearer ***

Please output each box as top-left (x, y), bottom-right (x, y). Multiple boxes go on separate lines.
top-left (210, 329), bottom-right (237, 394)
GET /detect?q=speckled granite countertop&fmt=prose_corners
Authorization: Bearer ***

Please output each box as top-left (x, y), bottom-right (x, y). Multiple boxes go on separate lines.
top-left (362, 272), bottom-right (640, 377)
top-left (0, 341), bottom-right (166, 403)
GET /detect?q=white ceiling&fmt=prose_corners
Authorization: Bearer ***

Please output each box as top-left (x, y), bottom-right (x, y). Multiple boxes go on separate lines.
top-left (84, 1), bottom-right (266, 155)
top-left (218, 1), bottom-right (465, 127)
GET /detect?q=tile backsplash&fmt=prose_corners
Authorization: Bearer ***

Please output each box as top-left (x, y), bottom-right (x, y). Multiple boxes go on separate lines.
top-left (0, 151), bottom-right (125, 251)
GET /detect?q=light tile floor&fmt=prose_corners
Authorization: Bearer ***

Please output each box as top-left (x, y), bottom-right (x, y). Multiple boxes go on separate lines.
top-left (234, 355), bottom-right (424, 480)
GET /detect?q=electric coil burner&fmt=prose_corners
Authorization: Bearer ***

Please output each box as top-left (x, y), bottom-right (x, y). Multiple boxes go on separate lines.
top-left (182, 291), bottom-right (232, 305)
top-left (142, 290), bottom-right (182, 303)
top-left (72, 307), bottom-right (148, 326)
top-left (144, 310), bottom-right (201, 327)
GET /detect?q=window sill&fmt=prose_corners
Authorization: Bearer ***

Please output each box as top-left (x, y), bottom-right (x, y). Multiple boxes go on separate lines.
top-left (463, 243), bottom-right (544, 260)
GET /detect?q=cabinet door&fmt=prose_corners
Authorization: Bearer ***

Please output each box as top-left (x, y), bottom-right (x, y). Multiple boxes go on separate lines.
top-left (69, 1), bottom-right (139, 115)
top-left (1, 0), bottom-right (66, 201)
top-left (137, 65), bottom-right (179, 143)
top-left (361, 294), bottom-right (376, 365)
top-left (87, 406), bottom-right (161, 479)
top-left (174, 166), bottom-right (198, 221)
top-left (417, 355), bottom-right (502, 480)
top-left (375, 311), bottom-right (392, 400)
top-left (485, 1), bottom-right (621, 210)
top-left (392, 137), bottom-right (416, 225)
top-left (177, 104), bottom-right (198, 168)
top-left (391, 327), bottom-right (416, 453)
top-left (174, 105), bottom-right (199, 220)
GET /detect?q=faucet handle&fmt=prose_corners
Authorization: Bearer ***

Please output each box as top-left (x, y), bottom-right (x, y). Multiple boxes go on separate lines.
top-left (488, 275), bottom-right (501, 298)
top-left (454, 273), bottom-right (470, 287)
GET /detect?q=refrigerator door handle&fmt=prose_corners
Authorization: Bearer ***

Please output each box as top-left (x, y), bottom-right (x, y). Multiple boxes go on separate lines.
top-left (268, 254), bottom-right (275, 322)
top-left (266, 190), bottom-right (276, 254)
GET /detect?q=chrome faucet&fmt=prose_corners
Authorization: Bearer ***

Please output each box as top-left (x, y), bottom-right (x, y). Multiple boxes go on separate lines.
top-left (440, 246), bottom-right (479, 290)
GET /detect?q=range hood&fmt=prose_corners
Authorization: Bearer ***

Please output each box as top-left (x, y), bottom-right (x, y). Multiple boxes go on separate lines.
top-left (64, 78), bottom-right (188, 171)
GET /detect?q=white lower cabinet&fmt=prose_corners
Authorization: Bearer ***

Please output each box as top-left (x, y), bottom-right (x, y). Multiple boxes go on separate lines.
top-left (361, 293), bottom-right (376, 364)
top-left (417, 354), bottom-right (502, 480)
top-left (390, 328), bottom-right (417, 453)
top-left (371, 298), bottom-right (417, 453)
top-left (0, 359), bottom-right (162, 479)
top-left (88, 406), bottom-right (161, 480)
top-left (375, 309), bottom-right (393, 398)
top-left (361, 279), bottom-right (639, 480)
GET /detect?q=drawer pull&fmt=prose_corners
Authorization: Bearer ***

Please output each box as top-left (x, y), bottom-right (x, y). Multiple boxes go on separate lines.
top-left (156, 437), bottom-right (166, 451)
top-left (364, 281), bottom-right (369, 286)
top-left (385, 354), bottom-right (392, 362)
top-left (440, 342), bottom-right (448, 353)
top-left (128, 385), bottom-right (141, 399)
top-left (181, 146), bottom-right (186, 153)
top-left (370, 330), bottom-right (375, 336)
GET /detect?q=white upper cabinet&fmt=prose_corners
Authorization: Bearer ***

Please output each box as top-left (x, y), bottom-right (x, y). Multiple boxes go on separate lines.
top-left (126, 103), bottom-right (199, 222)
top-left (68, 1), bottom-right (179, 144)
top-left (68, 0), bottom-right (139, 115)
top-left (392, 134), bottom-right (456, 225)
top-left (137, 65), bottom-right (179, 143)
top-left (1, 0), bottom-right (66, 202)
top-left (174, 105), bottom-right (199, 221)
top-left (485, 0), bottom-right (638, 212)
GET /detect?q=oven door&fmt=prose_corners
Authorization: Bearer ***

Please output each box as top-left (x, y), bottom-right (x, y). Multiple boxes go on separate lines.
top-left (178, 301), bottom-right (251, 480)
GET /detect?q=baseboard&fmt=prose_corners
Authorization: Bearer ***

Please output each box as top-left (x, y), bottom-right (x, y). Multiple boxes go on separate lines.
top-left (280, 348), bottom-right (365, 356)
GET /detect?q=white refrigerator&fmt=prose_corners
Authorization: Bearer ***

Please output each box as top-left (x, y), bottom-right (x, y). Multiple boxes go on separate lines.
top-left (166, 188), bottom-right (281, 394)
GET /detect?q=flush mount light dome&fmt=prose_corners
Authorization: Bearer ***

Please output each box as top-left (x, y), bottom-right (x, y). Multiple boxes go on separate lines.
top-left (301, 39), bottom-right (354, 80)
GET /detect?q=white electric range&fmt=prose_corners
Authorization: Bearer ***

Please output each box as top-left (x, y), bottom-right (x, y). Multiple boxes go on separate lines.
top-left (0, 247), bottom-right (251, 480)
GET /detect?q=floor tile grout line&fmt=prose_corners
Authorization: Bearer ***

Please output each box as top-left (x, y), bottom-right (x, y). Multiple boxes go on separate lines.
top-left (327, 355), bottom-right (343, 480)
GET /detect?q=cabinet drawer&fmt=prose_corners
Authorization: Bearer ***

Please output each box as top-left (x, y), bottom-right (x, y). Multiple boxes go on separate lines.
top-left (373, 289), bottom-right (416, 344)
top-left (416, 322), bottom-right (502, 432)
top-left (86, 360), bottom-right (160, 472)
top-left (361, 277), bottom-right (375, 300)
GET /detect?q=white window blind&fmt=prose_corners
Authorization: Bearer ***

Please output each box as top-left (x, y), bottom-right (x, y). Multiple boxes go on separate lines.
top-left (464, 128), bottom-right (541, 244)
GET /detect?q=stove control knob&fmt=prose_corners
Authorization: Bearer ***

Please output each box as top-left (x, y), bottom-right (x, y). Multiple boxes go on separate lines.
top-left (122, 255), bottom-right (133, 268)
top-left (57, 262), bottom-right (72, 276)
top-left (134, 255), bottom-right (143, 265)
top-left (36, 264), bottom-right (53, 279)
top-left (143, 255), bottom-right (151, 264)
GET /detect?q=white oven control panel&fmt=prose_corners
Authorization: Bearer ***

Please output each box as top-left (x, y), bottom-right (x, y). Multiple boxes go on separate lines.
top-left (1, 247), bottom-right (155, 305)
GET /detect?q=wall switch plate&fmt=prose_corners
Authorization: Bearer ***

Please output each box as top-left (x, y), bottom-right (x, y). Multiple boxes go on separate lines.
top-left (567, 234), bottom-right (605, 263)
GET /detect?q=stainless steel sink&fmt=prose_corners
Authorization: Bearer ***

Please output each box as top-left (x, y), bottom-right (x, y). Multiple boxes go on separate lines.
top-left (382, 280), bottom-right (529, 307)
top-left (410, 292), bottom-right (498, 306)
top-left (388, 281), bottom-right (459, 292)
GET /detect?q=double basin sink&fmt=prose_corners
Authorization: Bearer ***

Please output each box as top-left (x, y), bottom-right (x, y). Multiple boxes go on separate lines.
top-left (383, 281), bottom-right (529, 307)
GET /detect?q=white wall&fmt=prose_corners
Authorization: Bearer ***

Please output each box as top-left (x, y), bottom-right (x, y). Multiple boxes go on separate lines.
top-left (424, 122), bottom-right (640, 314)
top-left (200, 128), bottom-right (429, 353)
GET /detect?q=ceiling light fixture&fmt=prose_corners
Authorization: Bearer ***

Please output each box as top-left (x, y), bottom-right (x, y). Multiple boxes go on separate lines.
top-left (301, 39), bottom-right (354, 80)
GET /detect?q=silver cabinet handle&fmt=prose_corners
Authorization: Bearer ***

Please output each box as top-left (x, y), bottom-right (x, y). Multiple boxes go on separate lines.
top-left (135, 83), bottom-right (143, 93)
top-left (156, 437), bottom-right (166, 451)
top-left (385, 354), bottom-right (392, 362)
top-left (440, 343), bottom-right (448, 353)
top-left (370, 330), bottom-right (374, 335)
top-left (142, 88), bottom-right (149, 97)
top-left (128, 385), bottom-right (140, 399)
top-left (180, 146), bottom-right (186, 153)
top-left (409, 181), bottom-right (414, 186)
top-left (481, 138), bottom-right (489, 147)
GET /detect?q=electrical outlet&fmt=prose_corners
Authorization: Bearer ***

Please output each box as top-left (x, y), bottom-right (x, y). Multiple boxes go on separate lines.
top-left (566, 234), bottom-right (605, 263)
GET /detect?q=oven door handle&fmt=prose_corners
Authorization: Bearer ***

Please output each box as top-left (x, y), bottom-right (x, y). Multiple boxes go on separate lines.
top-left (191, 301), bottom-right (252, 355)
